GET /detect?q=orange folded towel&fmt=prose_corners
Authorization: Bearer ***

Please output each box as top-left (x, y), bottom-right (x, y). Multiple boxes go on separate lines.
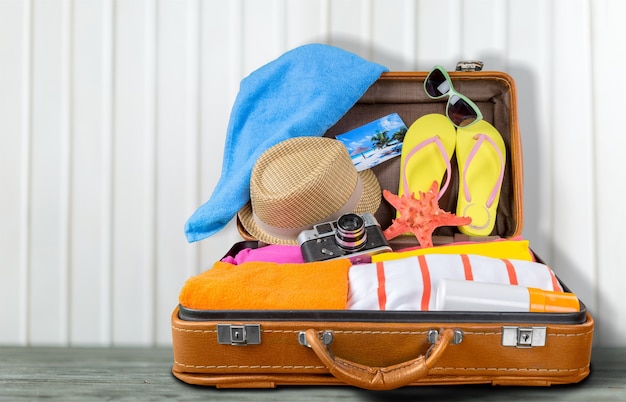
top-left (179, 259), bottom-right (351, 310)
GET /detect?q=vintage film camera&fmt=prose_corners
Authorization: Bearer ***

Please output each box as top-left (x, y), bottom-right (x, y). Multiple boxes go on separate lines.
top-left (297, 213), bottom-right (392, 264)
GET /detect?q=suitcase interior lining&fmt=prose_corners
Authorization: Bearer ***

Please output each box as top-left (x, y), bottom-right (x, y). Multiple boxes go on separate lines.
top-left (323, 73), bottom-right (517, 242)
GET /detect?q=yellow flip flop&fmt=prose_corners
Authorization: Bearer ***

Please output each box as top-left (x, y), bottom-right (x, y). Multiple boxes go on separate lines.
top-left (398, 113), bottom-right (456, 200)
top-left (456, 120), bottom-right (506, 236)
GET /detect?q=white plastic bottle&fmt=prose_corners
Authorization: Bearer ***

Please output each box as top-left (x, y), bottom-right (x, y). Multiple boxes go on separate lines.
top-left (435, 279), bottom-right (580, 313)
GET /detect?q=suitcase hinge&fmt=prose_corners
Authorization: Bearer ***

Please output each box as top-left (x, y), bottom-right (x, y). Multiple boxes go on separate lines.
top-left (216, 324), bottom-right (261, 346)
top-left (502, 326), bottom-right (546, 348)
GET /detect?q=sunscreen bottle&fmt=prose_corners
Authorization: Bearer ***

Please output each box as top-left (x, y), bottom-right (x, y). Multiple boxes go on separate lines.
top-left (435, 279), bottom-right (580, 313)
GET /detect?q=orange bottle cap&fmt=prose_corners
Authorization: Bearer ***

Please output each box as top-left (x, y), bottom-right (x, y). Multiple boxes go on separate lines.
top-left (528, 287), bottom-right (580, 313)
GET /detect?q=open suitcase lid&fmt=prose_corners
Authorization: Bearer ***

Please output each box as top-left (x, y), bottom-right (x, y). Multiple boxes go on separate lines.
top-left (237, 69), bottom-right (524, 246)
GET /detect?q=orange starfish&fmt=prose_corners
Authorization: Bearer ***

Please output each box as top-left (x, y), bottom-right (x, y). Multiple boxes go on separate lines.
top-left (383, 181), bottom-right (472, 248)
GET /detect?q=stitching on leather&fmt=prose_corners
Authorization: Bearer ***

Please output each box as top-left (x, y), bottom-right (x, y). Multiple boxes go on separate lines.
top-left (171, 326), bottom-right (593, 337)
top-left (174, 360), bottom-right (326, 370)
top-left (174, 360), bottom-right (589, 373)
top-left (171, 326), bottom-right (433, 335)
top-left (430, 365), bottom-right (590, 373)
top-left (548, 330), bottom-right (594, 337)
top-left (334, 355), bottom-right (421, 376)
top-left (332, 330), bottom-right (430, 335)
top-left (265, 330), bottom-right (431, 335)
top-left (332, 361), bottom-right (591, 375)
top-left (458, 331), bottom-right (501, 336)
top-left (334, 358), bottom-right (379, 374)
top-left (171, 326), bottom-right (216, 334)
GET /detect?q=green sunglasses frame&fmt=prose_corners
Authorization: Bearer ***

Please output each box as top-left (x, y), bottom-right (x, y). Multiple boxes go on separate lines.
top-left (424, 65), bottom-right (483, 128)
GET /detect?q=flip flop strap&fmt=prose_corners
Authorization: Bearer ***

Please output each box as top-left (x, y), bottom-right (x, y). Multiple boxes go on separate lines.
top-left (462, 133), bottom-right (505, 208)
top-left (402, 135), bottom-right (452, 200)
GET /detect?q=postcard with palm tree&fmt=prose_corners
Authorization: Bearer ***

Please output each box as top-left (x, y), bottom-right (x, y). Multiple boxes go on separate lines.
top-left (336, 113), bottom-right (407, 172)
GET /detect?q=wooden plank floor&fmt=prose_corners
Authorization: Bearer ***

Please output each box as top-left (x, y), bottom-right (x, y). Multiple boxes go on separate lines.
top-left (0, 346), bottom-right (624, 401)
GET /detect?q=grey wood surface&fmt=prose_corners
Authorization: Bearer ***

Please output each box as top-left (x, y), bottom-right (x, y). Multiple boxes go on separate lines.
top-left (0, 346), bottom-right (624, 401)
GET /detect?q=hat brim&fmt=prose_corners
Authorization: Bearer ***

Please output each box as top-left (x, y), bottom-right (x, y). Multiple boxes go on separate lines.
top-left (237, 169), bottom-right (382, 246)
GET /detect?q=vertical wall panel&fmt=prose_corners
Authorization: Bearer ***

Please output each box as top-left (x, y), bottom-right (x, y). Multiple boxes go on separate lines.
top-left (549, 0), bottom-right (596, 313)
top-left (328, 0), bottom-right (371, 58)
top-left (506, 0), bottom-right (554, 263)
top-left (112, 0), bottom-right (156, 345)
top-left (99, 0), bottom-right (114, 347)
top-left (285, 0), bottom-right (328, 48)
top-left (154, 0), bottom-right (201, 345)
top-left (461, 0), bottom-right (508, 70)
top-left (591, 0), bottom-right (626, 346)
top-left (242, 0), bottom-right (283, 74)
top-left (371, 0), bottom-right (416, 70)
top-left (0, 0), bottom-right (30, 345)
top-left (195, 1), bottom-right (247, 272)
top-left (415, 0), bottom-right (462, 67)
top-left (28, 0), bottom-right (69, 345)
top-left (69, 0), bottom-right (111, 346)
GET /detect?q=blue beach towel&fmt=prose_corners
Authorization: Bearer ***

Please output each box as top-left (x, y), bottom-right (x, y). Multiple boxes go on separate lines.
top-left (184, 43), bottom-right (388, 242)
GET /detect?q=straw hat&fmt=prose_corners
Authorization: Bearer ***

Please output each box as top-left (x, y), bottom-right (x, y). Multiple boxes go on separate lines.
top-left (237, 137), bottom-right (382, 245)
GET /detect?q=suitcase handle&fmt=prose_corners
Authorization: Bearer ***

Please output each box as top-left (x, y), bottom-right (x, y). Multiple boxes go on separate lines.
top-left (304, 328), bottom-right (455, 390)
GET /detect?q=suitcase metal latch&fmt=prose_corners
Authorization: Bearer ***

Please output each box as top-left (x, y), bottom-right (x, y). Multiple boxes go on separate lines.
top-left (456, 60), bottom-right (484, 71)
top-left (217, 324), bottom-right (261, 346)
top-left (502, 326), bottom-right (546, 348)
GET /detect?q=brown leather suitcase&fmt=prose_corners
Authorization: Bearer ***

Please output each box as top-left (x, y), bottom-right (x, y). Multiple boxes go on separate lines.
top-left (171, 69), bottom-right (594, 390)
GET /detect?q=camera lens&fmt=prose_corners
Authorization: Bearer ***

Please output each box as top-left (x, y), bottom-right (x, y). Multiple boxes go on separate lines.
top-left (335, 213), bottom-right (367, 251)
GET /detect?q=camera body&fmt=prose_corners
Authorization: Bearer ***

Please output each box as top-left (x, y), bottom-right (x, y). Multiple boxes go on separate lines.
top-left (297, 213), bottom-right (392, 264)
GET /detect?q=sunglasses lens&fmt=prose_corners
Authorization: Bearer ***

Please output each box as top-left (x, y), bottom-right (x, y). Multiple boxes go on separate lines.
top-left (425, 68), bottom-right (450, 98)
top-left (447, 95), bottom-right (479, 127)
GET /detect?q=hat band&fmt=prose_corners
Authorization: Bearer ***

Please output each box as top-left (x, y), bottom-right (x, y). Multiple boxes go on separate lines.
top-left (252, 175), bottom-right (364, 241)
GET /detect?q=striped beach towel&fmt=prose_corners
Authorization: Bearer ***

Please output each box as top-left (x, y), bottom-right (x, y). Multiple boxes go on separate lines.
top-left (347, 253), bottom-right (562, 311)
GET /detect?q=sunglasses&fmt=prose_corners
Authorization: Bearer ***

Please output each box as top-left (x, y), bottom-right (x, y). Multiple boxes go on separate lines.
top-left (424, 65), bottom-right (483, 128)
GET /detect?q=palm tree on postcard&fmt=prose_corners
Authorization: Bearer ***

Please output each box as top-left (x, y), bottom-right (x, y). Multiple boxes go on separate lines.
top-left (371, 130), bottom-right (390, 149)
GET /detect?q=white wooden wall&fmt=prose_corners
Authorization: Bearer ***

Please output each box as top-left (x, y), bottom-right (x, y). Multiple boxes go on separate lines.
top-left (1, 0), bottom-right (624, 347)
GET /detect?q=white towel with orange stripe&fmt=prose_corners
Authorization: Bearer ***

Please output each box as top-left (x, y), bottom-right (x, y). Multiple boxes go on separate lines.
top-left (347, 253), bottom-right (563, 311)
